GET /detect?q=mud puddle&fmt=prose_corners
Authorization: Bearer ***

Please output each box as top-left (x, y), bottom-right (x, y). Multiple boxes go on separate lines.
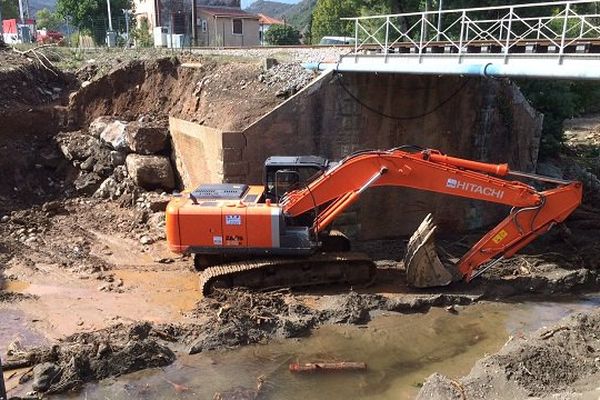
top-left (47, 294), bottom-right (599, 400)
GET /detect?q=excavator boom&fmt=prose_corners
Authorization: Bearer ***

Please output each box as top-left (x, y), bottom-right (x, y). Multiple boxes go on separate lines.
top-left (280, 147), bottom-right (582, 282)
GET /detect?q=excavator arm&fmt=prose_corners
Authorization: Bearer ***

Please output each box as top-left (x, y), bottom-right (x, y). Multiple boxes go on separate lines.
top-left (280, 147), bottom-right (582, 282)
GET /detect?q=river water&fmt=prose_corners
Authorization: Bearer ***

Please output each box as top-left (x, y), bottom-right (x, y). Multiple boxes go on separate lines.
top-left (59, 294), bottom-right (599, 400)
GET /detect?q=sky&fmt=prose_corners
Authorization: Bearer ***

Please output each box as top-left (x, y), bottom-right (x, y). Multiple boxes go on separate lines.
top-left (241, 0), bottom-right (301, 9)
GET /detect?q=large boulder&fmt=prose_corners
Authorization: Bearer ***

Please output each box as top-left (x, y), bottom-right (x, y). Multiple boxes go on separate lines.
top-left (125, 154), bottom-right (175, 190)
top-left (126, 122), bottom-right (168, 155)
top-left (99, 120), bottom-right (129, 151)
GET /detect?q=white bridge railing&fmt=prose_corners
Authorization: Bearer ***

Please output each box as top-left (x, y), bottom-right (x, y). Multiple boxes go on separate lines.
top-left (343, 0), bottom-right (600, 63)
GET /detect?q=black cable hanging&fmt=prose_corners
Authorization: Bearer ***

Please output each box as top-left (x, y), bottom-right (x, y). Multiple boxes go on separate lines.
top-left (336, 73), bottom-right (472, 121)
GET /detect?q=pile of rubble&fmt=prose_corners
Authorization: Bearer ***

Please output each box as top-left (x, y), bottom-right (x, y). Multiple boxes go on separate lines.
top-left (56, 115), bottom-right (175, 204)
top-left (6, 322), bottom-right (175, 394)
top-left (260, 61), bottom-right (316, 98)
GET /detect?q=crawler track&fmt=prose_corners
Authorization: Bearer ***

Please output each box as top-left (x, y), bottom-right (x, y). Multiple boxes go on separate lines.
top-left (199, 252), bottom-right (376, 296)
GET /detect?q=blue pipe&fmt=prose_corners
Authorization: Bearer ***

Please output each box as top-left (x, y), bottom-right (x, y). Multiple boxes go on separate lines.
top-left (303, 61), bottom-right (600, 80)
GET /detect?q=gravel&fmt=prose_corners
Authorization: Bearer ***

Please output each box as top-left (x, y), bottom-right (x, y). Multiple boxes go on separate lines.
top-left (190, 47), bottom-right (349, 64)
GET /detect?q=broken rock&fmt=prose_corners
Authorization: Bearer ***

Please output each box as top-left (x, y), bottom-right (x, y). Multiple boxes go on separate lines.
top-left (89, 116), bottom-right (117, 137)
top-left (74, 172), bottom-right (103, 194)
top-left (110, 150), bottom-right (127, 167)
top-left (126, 122), bottom-right (168, 155)
top-left (57, 131), bottom-right (102, 161)
top-left (32, 362), bottom-right (61, 392)
top-left (100, 120), bottom-right (129, 151)
top-left (126, 154), bottom-right (175, 190)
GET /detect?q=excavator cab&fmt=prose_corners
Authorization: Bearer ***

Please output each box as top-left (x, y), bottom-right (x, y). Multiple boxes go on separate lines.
top-left (264, 156), bottom-right (329, 201)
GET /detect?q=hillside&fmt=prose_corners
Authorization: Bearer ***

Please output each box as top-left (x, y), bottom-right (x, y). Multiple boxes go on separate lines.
top-left (283, 0), bottom-right (316, 32)
top-left (30, 0), bottom-right (57, 13)
top-left (246, 0), bottom-right (316, 32)
top-left (246, 0), bottom-right (294, 17)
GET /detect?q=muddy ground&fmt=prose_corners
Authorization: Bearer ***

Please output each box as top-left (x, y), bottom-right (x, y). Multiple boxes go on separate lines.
top-left (1, 48), bottom-right (600, 398)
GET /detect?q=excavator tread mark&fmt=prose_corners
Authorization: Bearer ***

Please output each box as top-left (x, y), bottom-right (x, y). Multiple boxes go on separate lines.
top-left (199, 252), bottom-right (376, 297)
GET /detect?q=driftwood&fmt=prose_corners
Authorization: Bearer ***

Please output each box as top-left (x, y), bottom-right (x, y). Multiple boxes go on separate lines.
top-left (289, 361), bottom-right (367, 373)
top-left (2, 358), bottom-right (32, 371)
top-left (540, 326), bottom-right (570, 340)
top-left (11, 44), bottom-right (59, 76)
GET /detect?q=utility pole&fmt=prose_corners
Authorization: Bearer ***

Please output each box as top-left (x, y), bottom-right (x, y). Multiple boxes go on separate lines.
top-left (191, 0), bottom-right (196, 46)
top-left (18, 0), bottom-right (24, 22)
top-left (106, 0), bottom-right (115, 47)
top-left (0, 0), bottom-right (4, 37)
top-left (106, 0), bottom-right (113, 31)
top-left (123, 9), bottom-right (131, 47)
top-left (65, 15), bottom-right (71, 47)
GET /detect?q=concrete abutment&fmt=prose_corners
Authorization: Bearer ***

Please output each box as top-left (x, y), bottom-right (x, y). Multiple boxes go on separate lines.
top-left (170, 71), bottom-right (543, 240)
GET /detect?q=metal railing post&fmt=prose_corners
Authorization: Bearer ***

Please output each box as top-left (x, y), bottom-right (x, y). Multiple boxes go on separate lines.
top-left (504, 7), bottom-right (514, 64)
top-left (419, 13), bottom-right (426, 60)
top-left (537, 17), bottom-right (542, 39)
top-left (436, 0), bottom-right (443, 41)
top-left (466, 20), bottom-right (470, 42)
top-left (385, 16), bottom-right (390, 57)
top-left (580, 16), bottom-right (585, 38)
top-left (458, 10), bottom-right (466, 61)
top-left (354, 19), bottom-right (359, 53)
top-left (559, 2), bottom-right (571, 63)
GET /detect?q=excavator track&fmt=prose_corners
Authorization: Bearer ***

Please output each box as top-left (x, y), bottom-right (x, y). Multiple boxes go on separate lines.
top-left (199, 252), bottom-right (376, 297)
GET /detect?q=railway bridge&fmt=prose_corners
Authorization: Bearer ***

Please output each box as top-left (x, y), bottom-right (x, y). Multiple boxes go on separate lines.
top-left (308, 0), bottom-right (600, 80)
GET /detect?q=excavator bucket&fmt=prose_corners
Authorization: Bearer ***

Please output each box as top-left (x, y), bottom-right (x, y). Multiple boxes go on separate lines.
top-left (404, 214), bottom-right (455, 288)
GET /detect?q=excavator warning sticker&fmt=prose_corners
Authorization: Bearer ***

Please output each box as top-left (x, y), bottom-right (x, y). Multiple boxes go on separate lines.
top-left (225, 215), bottom-right (242, 225)
top-left (492, 230), bottom-right (508, 244)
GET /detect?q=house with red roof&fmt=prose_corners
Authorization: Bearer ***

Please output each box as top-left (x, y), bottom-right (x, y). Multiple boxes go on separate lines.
top-left (257, 13), bottom-right (284, 45)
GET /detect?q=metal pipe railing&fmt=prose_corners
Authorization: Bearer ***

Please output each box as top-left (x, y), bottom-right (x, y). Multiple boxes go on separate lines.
top-left (346, 0), bottom-right (600, 64)
top-left (342, 0), bottom-right (600, 20)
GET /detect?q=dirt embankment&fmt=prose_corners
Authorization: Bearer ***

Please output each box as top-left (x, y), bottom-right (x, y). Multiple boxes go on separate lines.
top-left (417, 309), bottom-right (600, 399)
top-left (67, 56), bottom-right (314, 131)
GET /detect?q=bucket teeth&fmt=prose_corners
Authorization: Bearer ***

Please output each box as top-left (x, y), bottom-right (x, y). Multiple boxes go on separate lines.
top-left (404, 213), bottom-right (454, 288)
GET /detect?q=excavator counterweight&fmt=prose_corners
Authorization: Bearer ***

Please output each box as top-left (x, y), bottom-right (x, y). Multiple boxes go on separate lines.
top-left (166, 146), bottom-right (582, 294)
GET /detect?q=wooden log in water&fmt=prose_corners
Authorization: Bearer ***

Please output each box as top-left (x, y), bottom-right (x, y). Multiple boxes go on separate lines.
top-left (2, 359), bottom-right (32, 371)
top-left (289, 362), bottom-right (367, 373)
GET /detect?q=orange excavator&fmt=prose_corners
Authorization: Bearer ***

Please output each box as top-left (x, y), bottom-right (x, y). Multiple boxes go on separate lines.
top-left (165, 146), bottom-right (582, 295)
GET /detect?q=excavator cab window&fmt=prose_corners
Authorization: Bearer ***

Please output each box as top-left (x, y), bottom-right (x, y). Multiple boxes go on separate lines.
top-left (264, 156), bottom-right (329, 201)
top-left (274, 170), bottom-right (301, 200)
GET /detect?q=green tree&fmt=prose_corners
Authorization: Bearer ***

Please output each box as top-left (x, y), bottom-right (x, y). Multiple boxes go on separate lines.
top-left (56, 0), bottom-right (131, 45)
top-left (264, 24), bottom-right (301, 45)
top-left (36, 8), bottom-right (63, 30)
top-left (311, 0), bottom-right (358, 43)
top-left (519, 80), bottom-right (600, 158)
top-left (132, 16), bottom-right (153, 48)
top-left (0, 0), bottom-right (19, 20)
